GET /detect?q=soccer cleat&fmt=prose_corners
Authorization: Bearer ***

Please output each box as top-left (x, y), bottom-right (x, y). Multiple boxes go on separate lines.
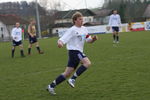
top-left (113, 41), bottom-right (116, 43)
top-left (12, 55), bottom-right (14, 58)
top-left (116, 41), bottom-right (119, 43)
top-left (39, 51), bottom-right (44, 54)
top-left (21, 55), bottom-right (26, 58)
top-left (47, 85), bottom-right (56, 95)
top-left (67, 79), bottom-right (75, 88)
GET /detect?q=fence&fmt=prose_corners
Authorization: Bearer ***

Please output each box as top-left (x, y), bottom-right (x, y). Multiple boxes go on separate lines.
top-left (58, 21), bottom-right (150, 37)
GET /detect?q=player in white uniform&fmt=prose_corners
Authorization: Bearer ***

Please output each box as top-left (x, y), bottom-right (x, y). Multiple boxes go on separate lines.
top-left (47, 12), bottom-right (98, 95)
top-left (108, 10), bottom-right (121, 43)
top-left (11, 22), bottom-right (25, 58)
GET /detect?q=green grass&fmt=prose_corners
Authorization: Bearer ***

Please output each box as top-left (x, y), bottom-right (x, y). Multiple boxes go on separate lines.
top-left (0, 31), bottom-right (150, 100)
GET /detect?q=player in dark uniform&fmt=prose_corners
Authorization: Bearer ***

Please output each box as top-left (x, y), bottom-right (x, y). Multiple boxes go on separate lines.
top-left (27, 19), bottom-right (44, 55)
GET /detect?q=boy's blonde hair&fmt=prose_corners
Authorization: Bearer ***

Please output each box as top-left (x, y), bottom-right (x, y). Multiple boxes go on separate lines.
top-left (30, 18), bottom-right (35, 22)
top-left (72, 12), bottom-right (83, 24)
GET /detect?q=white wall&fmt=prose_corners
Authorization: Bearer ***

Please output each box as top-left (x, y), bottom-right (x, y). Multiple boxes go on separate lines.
top-left (55, 24), bottom-right (129, 37)
top-left (0, 21), bottom-right (10, 39)
top-left (54, 21), bottom-right (150, 37)
top-left (52, 27), bottom-right (68, 34)
top-left (55, 19), bottom-right (72, 24)
top-left (94, 16), bottom-right (109, 24)
top-left (83, 16), bottom-right (94, 23)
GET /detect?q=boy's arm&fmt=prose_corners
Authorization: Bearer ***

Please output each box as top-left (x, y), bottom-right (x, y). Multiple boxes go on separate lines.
top-left (57, 29), bottom-right (75, 48)
top-left (86, 35), bottom-right (98, 43)
top-left (108, 15), bottom-right (112, 26)
top-left (57, 40), bottom-right (64, 48)
top-left (118, 15), bottom-right (122, 27)
top-left (11, 29), bottom-right (16, 39)
top-left (28, 25), bottom-right (34, 37)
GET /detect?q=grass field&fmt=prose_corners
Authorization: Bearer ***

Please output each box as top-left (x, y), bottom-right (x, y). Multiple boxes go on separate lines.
top-left (0, 31), bottom-right (150, 100)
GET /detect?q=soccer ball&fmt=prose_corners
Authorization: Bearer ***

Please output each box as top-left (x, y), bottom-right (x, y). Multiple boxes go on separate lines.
top-left (106, 26), bottom-right (110, 31)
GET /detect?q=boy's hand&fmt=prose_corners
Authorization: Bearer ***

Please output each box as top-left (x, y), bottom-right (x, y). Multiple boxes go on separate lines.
top-left (57, 40), bottom-right (64, 48)
top-left (91, 35), bottom-right (98, 43)
top-left (92, 35), bottom-right (98, 41)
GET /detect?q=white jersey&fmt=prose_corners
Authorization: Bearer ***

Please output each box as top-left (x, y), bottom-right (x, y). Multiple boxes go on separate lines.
top-left (59, 25), bottom-right (89, 52)
top-left (108, 14), bottom-right (121, 27)
top-left (11, 27), bottom-right (22, 42)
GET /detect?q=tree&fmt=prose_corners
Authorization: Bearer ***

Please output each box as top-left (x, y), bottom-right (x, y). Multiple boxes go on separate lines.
top-left (102, 0), bottom-right (150, 22)
top-left (39, 0), bottom-right (65, 11)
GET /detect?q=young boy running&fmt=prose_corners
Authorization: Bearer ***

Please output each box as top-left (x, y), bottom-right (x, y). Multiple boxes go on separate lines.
top-left (47, 12), bottom-right (98, 95)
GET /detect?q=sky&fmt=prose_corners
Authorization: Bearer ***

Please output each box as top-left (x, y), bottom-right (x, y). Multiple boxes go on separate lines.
top-left (0, 0), bottom-right (104, 10)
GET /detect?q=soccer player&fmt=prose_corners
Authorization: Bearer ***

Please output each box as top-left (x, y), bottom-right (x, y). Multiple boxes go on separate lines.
top-left (11, 22), bottom-right (25, 58)
top-left (108, 10), bottom-right (121, 43)
top-left (47, 12), bottom-right (98, 95)
top-left (27, 19), bottom-right (44, 55)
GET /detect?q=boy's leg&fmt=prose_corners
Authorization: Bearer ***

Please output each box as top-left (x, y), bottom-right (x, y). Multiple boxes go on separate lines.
top-left (47, 67), bottom-right (74, 95)
top-left (113, 32), bottom-right (116, 43)
top-left (71, 57), bottom-right (91, 80)
top-left (50, 67), bottom-right (74, 88)
top-left (68, 57), bottom-right (91, 88)
top-left (35, 42), bottom-right (44, 54)
top-left (12, 46), bottom-right (15, 58)
top-left (116, 27), bottom-right (119, 43)
top-left (112, 27), bottom-right (116, 43)
top-left (19, 44), bottom-right (25, 57)
top-left (116, 32), bottom-right (119, 43)
top-left (28, 44), bottom-right (32, 55)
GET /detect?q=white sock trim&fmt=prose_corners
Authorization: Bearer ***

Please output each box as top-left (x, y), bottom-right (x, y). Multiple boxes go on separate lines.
top-left (74, 72), bottom-right (78, 77)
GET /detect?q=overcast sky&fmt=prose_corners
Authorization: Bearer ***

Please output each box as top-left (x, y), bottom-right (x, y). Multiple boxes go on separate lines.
top-left (0, 0), bottom-right (104, 10)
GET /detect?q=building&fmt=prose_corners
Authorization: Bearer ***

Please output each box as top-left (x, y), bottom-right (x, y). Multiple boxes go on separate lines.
top-left (93, 8), bottom-right (112, 25)
top-left (143, 4), bottom-right (150, 21)
top-left (52, 9), bottom-right (96, 34)
top-left (0, 14), bottom-right (28, 41)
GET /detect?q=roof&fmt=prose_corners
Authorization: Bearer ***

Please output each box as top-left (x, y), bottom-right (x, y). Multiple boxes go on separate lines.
top-left (52, 22), bottom-right (101, 28)
top-left (52, 23), bottom-right (73, 28)
top-left (143, 4), bottom-right (150, 18)
top-left (0, 14), bottom-right (28, 25)
top-left (93, 9), bottom-right (112, 17)
top-left (55, 9), bottom-right (96, 19)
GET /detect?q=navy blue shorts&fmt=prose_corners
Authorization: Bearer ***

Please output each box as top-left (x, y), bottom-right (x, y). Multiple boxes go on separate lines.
top-left (12, 40), bottom-right (22, 46)
top-left (112, 27), bottom-right (119, 32)
top-left (67, 50), bottom-right (87, 69)
top-left (29, 36), bottom-right (37, 44)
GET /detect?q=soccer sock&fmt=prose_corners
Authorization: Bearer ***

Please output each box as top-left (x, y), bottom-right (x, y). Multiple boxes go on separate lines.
top-left (12, 48), bottom-right (15, 58)
top-left (116, 36), bottom-right (119, 42)
top-left (71, 65), bottom-right (87, 80)
top-left (28, 48), bottom-right (31, 54)
top-left (50, 75), bottom-right (66, 88)
top-left (20, 50), bottom-right (24, 57)
top-left (36, 46), bottom-right (41, 53)
top-left (113, 35), bottom-right (116, 41)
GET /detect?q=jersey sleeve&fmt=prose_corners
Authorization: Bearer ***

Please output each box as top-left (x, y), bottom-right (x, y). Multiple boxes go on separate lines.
top-left (108, 15), bottom-right (112, 26)
top-left (118, 15), bottom-right (122, 25)
top-left (85, 27), bottom-right (89, 35)
top-left (59, 28), bottom-right (75, 44)
top-left (28, 25), bottom-right (32, 34)
top-left (85, 27), bottom-right (92, 42)
top-left (11, 28), bottom-right (15, 38)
